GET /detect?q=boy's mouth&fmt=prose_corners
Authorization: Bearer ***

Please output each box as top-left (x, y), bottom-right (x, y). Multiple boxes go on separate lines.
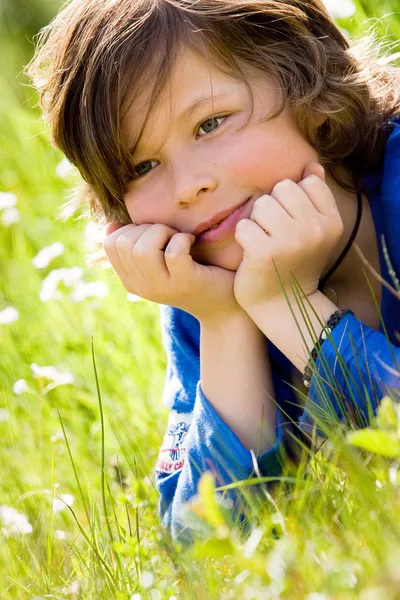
top-left (192, 197), bottom-right (252, 236)
top-left (195, 198), bottom-right (253, 244)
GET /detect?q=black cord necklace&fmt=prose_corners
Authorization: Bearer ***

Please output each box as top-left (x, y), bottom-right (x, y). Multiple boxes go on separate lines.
top-left (317, 190), bottom-right (363, 295)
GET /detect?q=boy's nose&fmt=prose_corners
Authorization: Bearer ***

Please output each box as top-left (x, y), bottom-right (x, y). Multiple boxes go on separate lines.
top-left (173, 171), bottom-right (219, 206)
top-left (168, 147), bottom-right (218, 204)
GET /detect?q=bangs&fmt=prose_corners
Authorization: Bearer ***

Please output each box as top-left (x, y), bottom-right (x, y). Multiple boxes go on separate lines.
top-left (49, 0), bottom-right (258, 222)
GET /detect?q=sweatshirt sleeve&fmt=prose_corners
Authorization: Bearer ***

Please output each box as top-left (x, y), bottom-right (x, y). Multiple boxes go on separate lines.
top-left (298, 313), bottom-right (400, 437)
top-left (155, 305), bottom-right (288, 545)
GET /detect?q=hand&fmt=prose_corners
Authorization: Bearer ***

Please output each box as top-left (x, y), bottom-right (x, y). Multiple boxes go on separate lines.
top-left (105, 222), bottom-right (125, 236)
top-left (103, 222), bottom-right (242, 324)
top-left (233, 163), bottom-right (344, 315)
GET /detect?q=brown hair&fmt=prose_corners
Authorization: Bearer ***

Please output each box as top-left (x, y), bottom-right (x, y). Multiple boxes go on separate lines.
top-left (27, 0), bottom-right (400, 244)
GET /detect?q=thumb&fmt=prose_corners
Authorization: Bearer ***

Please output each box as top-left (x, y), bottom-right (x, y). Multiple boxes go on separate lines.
top-left (302, 162), bottom-right (325, 182)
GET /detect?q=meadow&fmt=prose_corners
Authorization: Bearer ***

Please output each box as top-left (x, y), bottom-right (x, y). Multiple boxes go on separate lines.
top-left (1, 0), bottom-right (400, 598)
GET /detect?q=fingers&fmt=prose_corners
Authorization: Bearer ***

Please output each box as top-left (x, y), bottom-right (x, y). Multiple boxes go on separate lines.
top-left (267, 173), bottom-right (337, 222)
top-left (104, 223), bottom-right (195, 296)
top-left (103, 224), bottom-right (152, 283)
top-left (105, 222), bottom-right (125, 236)
top-left (164, 232), bottom-right (197, 278)
top-left (298, 163), bottom-right (340, 215)
top-left (297, 174), bottom-right (340, 217)
top-left (129, 224), bottom-right (181, 280)
top-left (102, 221), bottom-right (235, 312)
top-left (301, 162), bottom-right (325, 182)
top-left (235, 218), bottom-right (274, 260)
top-left (250, 193), bottom-right (293, 233)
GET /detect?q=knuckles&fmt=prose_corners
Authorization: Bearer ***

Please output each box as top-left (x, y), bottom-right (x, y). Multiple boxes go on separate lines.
top-left (132, 243), bottom-right (150, 259)
top-left (310, 222), bottom-right (326, 244)
top-left (254, 194), bottom-right (272, 210)
top-left (115, 233), bottom-right (134, 253)
top-left (250, 195), bottom-right (273, 220)
top-left (271, 179), bottom-right (293, 197)
top-left (102, 236), bottom-right (114, 253)
top-left (334, 216), bottom-right (345, 238)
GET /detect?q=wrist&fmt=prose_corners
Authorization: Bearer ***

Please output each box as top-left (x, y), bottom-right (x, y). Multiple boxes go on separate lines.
top-left (243, 290), bottom-right (319, 325)
top-left (243, 290), bottom-right (340, 374)
top-left (199, 305), bottom-right (262, 333)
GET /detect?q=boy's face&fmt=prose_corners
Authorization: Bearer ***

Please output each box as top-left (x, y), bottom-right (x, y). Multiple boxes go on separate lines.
top-left (123, 48), bottom-right (320, 271)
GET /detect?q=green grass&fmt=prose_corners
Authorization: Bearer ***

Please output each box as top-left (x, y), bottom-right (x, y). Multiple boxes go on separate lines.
top-left (1, 1), bottom-right (400, 598)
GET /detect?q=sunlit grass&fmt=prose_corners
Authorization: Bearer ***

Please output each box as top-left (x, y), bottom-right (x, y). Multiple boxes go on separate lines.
top-left (0, 1), bottom-right (400, 598)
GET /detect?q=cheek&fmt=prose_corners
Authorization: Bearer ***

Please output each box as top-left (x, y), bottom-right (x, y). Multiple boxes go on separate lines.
top-left (124, 184), bottom-right (171, 225)
top-left (224, 124), bottom-right (319, 192)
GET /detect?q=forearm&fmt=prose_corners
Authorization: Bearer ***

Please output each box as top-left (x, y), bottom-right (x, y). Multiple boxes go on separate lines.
top-left (200, 311), bottom-right (277, 455)
top-left (248, 291), bottom-right (339, 374)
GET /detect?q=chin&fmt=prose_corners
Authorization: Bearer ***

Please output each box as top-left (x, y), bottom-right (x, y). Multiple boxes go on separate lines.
top-left (191, 240), bottom-right (244, 271)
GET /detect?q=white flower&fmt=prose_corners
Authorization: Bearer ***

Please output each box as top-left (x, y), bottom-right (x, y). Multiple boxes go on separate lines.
top-left (30, 363), bottom-right (73, 394)
top-left (39, 267), bottom-right (83, 302)
top-left (32, 242), bottom-right (65, 269)
top-left (50, 430), bottom-right (64, 443)
top-left (1, 207), bottom-right (20, 226)
top-left (56, 158), bottom-right (75, 178)
top-left (39, 266), bottom-right (109, 304)
top-left (30, 363), bottom-right (74, 384)
top-left (0, 505), bottom-right (32, 537)
top-left (60, 580), bottom-right (80, 595)
top-left (58, 267), bottom-right (83, 287)
top-left (0, 409), bottom-right (10, 423)
top-left (234, 571), bottom-right (250, 586)
top-left (244, 586), bottom-right (270, 600)
top-left (39, 275), bottom-right (63, 302)
top-left (243, 527), bottom-right (263, 559)
top-left (140, 571), bottom-right (154, 589)
top-left (52, 493), bottom-right (75, 514)
top-left (323, 0), bottom-right (356, 19)
top-left (70, 280), bottom-right (108, 302)
top-left (266, 537), bottom-right (294, 582)
top-left (54, 529), bottom-right (67, 540)
top-left (130, 595), bottom-right (142, 600)
top-left (0, 306), bottom-right (19, 324)
top-left (13, 379), bottom-right (28, 395)
top-left (216, 491), bottom-right (234, 510)
top-left (0, 192), bottom-right (17, 210)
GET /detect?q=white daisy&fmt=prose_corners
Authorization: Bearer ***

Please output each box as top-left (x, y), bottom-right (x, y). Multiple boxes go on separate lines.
top-left (13, 379), bottom-right (28, 395)
top-left (32, 242), bottom-right (65, 269)
top-left (0, 505), bottom-right (32, 537)
top-left (70, 280), bottom-right (109, 302)
top-left (1, 207), bottom-right (20, 226)
top-left (0, 192), bottom-right (17, 210)
top-left (52, 493), bottom-right (75, 514)
top-left (0, 307), bottom-right (19, 325)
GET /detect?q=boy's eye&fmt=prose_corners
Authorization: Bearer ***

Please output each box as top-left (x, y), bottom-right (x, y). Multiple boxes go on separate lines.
top-left (132, 159), bottom-right (159, 179)
top-left (131, 116), bottom-right (227, 180)
top-left (197, 116), bottom-right (226, 137)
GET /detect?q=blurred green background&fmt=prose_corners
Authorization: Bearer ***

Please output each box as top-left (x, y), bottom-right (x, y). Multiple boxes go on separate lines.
top-left (1, 0), bottom-right (400, 598)
top-left (0, 0), bottom-right (170, 594)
